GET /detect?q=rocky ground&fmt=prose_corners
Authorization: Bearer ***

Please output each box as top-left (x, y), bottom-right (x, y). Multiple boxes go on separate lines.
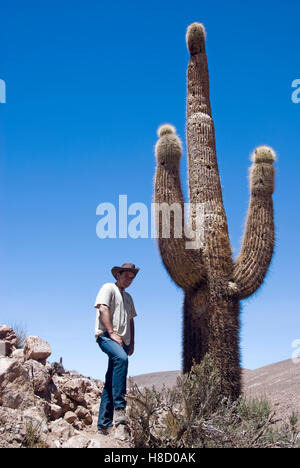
top-left (0, 325), bottom-right (129, 448)
top-left (1, 324), bottom-right (299, 448)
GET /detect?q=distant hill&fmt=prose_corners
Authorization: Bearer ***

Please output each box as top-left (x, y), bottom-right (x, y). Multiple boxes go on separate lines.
top-left (129, 359), bottom-right (300, 423)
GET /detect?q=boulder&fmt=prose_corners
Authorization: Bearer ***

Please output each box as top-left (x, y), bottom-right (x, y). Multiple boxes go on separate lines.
top-left (50, 359), bottom-right (65, 376)
top-left (0, 325), bottom-right (17, 356)
top-left (49, 403), bottom-right (63, 420)
top-left (24, 336), bottom-right (51, 363)
top-left (61, 378), bottom-right (88, 404)
top-left (48, 418), bottom-right (75, 441)
top-left (0, 357), bottom-right (35, 409)
top-left (11, 348), bottom-right (24, 361)
top-left (64, 411), bottom-right (78, 424)
top-left (75, 406), bottom-right (93, 425)
top-left (0, 340), bottom-right (6, 356)
top-left (23, 359), bottom-right (52, 396)
top-left (59, 393), bottom-right (76, 414)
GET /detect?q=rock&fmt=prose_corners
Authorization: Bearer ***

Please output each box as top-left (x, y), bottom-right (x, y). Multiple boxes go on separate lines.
top-left (11, 348), bottom-right (24, 361)
top-left (85, 379), bottom-right (102, 395)
top-left (49, 418), bottom-right (75, 441)
top-left (49, 403), bottom-right (63, 420)
top-left (0, 325), bottom-right (17, 356)
top-left (84, 413), bottom-right (93, 426)
top-left (75, 406), bottom-right (93, 425)
top-left (0, 407), bottom-right (27, 448)
top-left (36, 398), bottom-right (52, 419)
top-left (0, 340), bottom-right (6, 356)
top-left (23, 407), bottom-right (49, 434)
top-left (87, 436), bottom-right (102, 448)
top-left (61, 378), bottom-right (88, 404)
top-left (0, 357), bottom-right (35, 409)
top-left (24, 336), bottom-right (51, 363)
top-left (60, 433), bottom-right (103, 448)
top-left (50, 359), bottom-right (65, 376)
top-left (61, 434), bottom-right (91, 448)
top-left (23, 359), bottom-right (52, 396)
top-left (0, 327), bottom-right (130, 449)
top-left (75, 406), bottom-right (88, 419)
top-left (0, 406), bottom-right (49, 448)
top-left (46, 438), bottom-right (62, 449)
top-left (64, 411), bottom-right (78, 424)
top-left (59, 393), bottom-right (76, 414)
top-left (0, 325), bottom-right (17, 346)
top-left (114, 424), bottom-right (130, 441)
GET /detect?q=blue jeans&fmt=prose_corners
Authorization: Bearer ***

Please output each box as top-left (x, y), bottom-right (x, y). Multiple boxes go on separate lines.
top-left (97, 333), bottom-right (129, 429)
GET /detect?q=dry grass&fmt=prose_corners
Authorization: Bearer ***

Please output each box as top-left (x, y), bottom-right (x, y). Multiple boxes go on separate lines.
top-left (23, 420), bottom-right (49, 449)
top-left (127, 355), bottom-right (300, 448)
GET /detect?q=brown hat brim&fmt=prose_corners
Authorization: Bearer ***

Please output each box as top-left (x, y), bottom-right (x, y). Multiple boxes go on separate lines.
top-left (111, 266), bottom-right (139, 280)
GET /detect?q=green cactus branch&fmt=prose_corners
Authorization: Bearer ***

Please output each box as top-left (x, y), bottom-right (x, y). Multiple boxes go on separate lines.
top-left (153, 23), bottom-right (276, 399)
top-left (233, 146), bottom-right (276, 299)
top-left (154, 124), bottom-right (206, 290)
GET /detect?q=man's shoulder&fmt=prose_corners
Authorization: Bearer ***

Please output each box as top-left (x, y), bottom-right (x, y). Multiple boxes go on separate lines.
top-left (96, 282), bottom-right (116, 296)
top-left (101, 282), bottom-right (116, 290)
top-left (94, 283), bottom-right (116, 308)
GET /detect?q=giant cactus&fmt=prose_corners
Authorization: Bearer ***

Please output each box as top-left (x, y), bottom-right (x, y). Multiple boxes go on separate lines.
top-left (153, 23), bottom-right (276, 399)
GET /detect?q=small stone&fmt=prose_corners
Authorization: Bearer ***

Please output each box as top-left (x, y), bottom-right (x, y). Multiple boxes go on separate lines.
top-left (64, 411), bottom-right (78, 424)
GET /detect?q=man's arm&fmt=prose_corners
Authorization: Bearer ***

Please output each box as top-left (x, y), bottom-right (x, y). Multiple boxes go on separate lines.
top-left (128, 318), bottom-right (135, 356)
top-left (98, 304), bottom-right (123, 346)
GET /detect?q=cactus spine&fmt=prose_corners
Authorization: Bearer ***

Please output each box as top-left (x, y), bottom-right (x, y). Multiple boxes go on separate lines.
top-left (154, 23), bottom-right (276, 399)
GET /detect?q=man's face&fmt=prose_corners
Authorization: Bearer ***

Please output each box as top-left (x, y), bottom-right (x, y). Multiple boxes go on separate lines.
top-left (117, 271), bottom-right (135, 289)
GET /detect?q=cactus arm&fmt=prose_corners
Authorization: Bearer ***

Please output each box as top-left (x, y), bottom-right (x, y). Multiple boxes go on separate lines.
top-left (233, 146), bottom-right (276, 299)
top-left (154, 125), bottom-right (206, 290)
top-left (186, 24), bottom-right (234, 291)
top-left (186, 24), bottom-right (223, 208)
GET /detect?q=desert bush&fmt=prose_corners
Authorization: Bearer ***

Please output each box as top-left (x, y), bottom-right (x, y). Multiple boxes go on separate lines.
top-left (127, 355), bottom-right (300, 448)
top-left (10, 322), bottom-right (27, 349)
top-left (23, 420), bottom-right (49, 449)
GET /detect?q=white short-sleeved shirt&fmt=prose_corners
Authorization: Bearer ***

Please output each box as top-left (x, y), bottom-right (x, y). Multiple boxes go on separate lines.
top-left (94, 283), bottom-right (137, 346)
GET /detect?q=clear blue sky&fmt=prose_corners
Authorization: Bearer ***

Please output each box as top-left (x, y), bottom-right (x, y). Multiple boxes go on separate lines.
top-left (1, 0), bottom-right (299, 380)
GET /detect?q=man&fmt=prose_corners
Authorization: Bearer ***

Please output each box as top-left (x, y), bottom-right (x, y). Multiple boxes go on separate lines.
top-left (94, 262), bottom-right (139, 434)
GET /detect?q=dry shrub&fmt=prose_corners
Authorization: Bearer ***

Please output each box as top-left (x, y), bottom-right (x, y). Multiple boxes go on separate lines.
top-left (127, 355), bottom-right (300, 448)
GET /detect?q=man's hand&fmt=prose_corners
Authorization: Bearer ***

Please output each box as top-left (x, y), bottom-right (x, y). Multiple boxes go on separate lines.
top-left (108, 331), bottom-right (123, 347)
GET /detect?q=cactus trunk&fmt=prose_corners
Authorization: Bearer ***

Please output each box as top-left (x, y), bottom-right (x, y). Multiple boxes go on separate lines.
top-left (153, 23), bottom-right (276, 400)
top-left (183, 289), bottom-right (241, 399)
